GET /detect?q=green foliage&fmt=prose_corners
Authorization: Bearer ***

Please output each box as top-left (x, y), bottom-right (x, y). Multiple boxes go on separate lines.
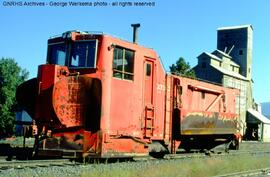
top-left (169, 57), bottom-right (196, 78)
top-left (0, 58), bottom-right (29, 136)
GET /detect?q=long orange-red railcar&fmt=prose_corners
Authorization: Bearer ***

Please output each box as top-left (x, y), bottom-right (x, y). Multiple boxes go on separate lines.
top-left (17, 30), bottom-right (240, 159)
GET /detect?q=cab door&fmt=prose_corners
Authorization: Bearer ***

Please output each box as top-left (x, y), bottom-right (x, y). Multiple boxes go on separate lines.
top-left (143, 59), bottom-right (155, 138)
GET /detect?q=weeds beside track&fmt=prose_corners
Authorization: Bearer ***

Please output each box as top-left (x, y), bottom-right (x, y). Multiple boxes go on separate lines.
top-left (1, 141), bottom-right (270, 177)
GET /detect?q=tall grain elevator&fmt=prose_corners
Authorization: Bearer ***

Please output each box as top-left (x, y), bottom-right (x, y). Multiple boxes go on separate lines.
top-left (217, 25), bottom-right (254, 137)
top-left (217, 25), bottom-right (253, 80)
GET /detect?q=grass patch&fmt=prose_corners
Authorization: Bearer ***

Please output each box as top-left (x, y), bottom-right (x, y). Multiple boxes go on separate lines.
top-left (3, 153), bottom-right (270, 177)
top-left (80, 154), bottom-right (270, 177)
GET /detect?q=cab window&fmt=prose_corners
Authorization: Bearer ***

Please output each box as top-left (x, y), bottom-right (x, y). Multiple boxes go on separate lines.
top-left (70, 40), bottom-right (97, 68)
top-left (47, 40), bottom-right (98, 68)
top-left (48, 42), bottom-right (66, 66)
top-left (113, 47), bottom-right (134, 80)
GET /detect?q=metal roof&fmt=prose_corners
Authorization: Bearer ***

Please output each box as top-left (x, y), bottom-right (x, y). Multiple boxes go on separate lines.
top-left (217, 24), bottom-right (253, 31)
top-left (248, 108), bottom-right (270, 124)
top-left (229, 60), bottom-right (240, 67)
top-left (201, 51), bottom-right (240, 67)
top-left (213, 50), bottom-right (232, 59)
top-left (210, 64), bottom-right (248, 81)
top-left (49, 30), bottom-right (103, 39)
top-left (212, 50), bottom-right (240, 67)
top-left (202, 52), bottom-right (222, 61)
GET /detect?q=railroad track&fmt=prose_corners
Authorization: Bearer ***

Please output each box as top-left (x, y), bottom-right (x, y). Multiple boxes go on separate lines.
top-left (0, 152), bottom-right (216, 172)
top-left (132, 149), bottom-right (270, 162)
top-left (1, 142), bottom-right (270, 174)
top-left (0, 159), bottom-right (76, 172)
top-left (0, 149), bottom-right (269, 168)
top-left (215, 167), bottom-right (270, 177)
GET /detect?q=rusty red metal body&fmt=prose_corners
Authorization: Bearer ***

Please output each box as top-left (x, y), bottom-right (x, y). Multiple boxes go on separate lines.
top-left (165, 75), bottom-right (240, 152)
top-left (16, 31), bottom-right (240, 159)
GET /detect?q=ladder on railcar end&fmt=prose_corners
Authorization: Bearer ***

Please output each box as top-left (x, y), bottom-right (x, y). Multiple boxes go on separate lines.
top-left (144, 105), bottom-right (155, 138)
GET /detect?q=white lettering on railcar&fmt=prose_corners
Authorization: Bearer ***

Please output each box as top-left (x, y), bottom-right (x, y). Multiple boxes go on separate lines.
top-left (157, 84), bottom-right (165, 91)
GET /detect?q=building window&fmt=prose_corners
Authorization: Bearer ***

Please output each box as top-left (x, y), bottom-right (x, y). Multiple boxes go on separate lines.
top-left (239, 50), bottom-right (243, 55)
top-left (113, 47), bottom-right (135, 80)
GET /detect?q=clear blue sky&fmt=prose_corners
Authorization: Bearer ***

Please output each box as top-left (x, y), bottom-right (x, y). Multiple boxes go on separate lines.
top-left (0, 0), bottom-right (270, 103)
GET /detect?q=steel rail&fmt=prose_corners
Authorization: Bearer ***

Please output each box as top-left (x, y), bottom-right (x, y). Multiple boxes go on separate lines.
top-left (214, 167), bottom-right (270, 177)
top-left (1, 149), bottom-right (270, 173)
top-left (0, 159), bottom-right (75, 172)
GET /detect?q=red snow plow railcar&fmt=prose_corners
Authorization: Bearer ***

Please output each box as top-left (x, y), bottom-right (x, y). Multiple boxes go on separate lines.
top-left (16, 27), bottom-right (240, 159)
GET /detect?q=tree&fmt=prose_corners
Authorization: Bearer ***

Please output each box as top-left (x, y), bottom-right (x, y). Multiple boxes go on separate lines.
top-left (169, 57), bottom-right (196, 79)
top-left (0, 58), bottom-right (29, 137)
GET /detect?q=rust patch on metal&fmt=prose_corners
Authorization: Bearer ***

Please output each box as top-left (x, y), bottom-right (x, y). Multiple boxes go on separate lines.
top-left (181, 112), bottom-right (238, 135)
top-left (53, 76), bottom-right (93, 127)
top-left (52, 76), bottom-right (101, 132)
